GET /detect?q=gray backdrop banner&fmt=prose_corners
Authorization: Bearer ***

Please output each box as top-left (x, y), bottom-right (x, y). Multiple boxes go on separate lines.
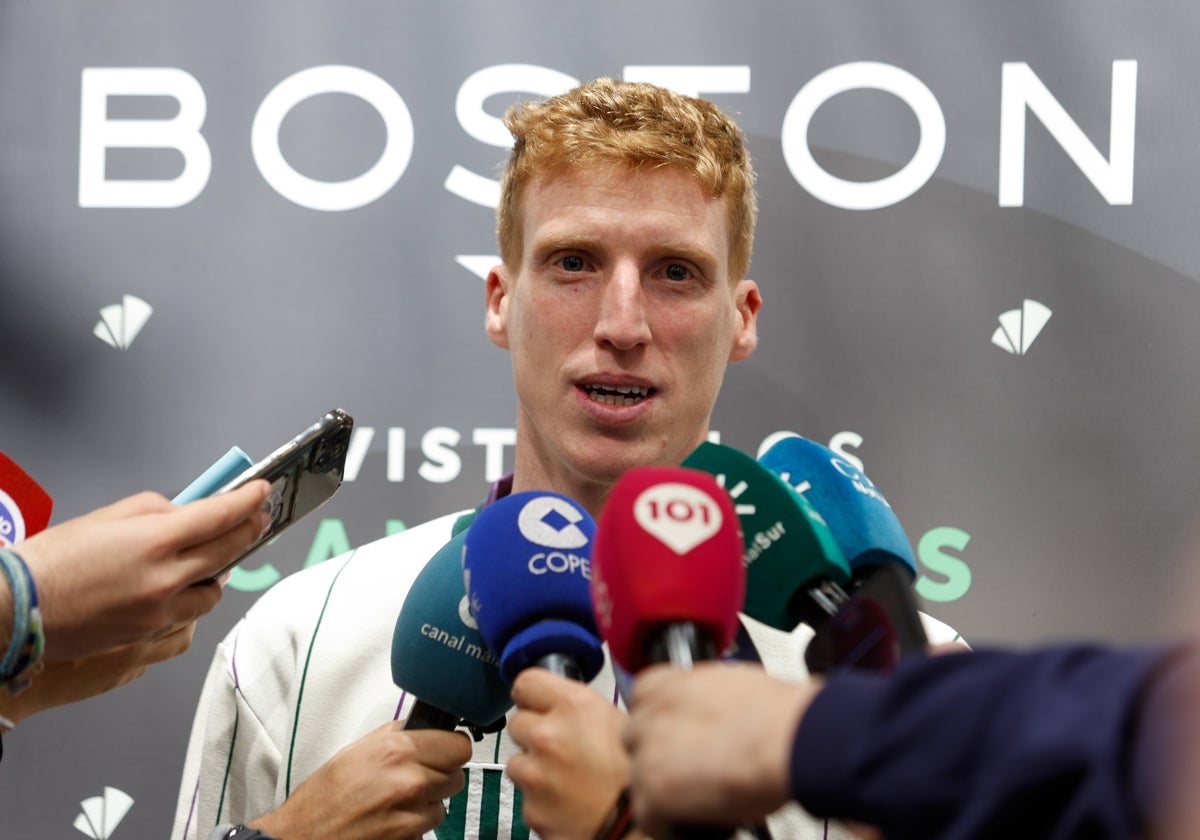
top-left (3, 3), bottom-right (1199, 837)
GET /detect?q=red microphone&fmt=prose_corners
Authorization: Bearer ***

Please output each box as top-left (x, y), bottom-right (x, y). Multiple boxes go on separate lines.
top-left (591, 466), bottom-right (745, 673)
top-left (591, 467), bottom-right (750, 840)
top-left (0, 452), bottom-right (53, 547)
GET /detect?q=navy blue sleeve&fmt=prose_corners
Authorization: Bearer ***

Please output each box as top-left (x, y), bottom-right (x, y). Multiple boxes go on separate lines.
top-left (789, 644), bottom-right (1190, 839)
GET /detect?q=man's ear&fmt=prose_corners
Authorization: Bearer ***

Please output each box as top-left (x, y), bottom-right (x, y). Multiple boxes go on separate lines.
top-left (729, 279), bottom-right (762, 362)
top-left (485, 265), bottom-right (511, 350)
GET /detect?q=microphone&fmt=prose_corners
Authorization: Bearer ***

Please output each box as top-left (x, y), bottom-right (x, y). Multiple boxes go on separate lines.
top-left (758, 436), bottom-right (928, 672)
top-left (591, 466), bottom-right (747, 840)
top-left (758, 436), bottom-right (916, 579)
top-left (391, 528), bottom-right (513, 731)
top-left (683, 442), bottom-right (852, 632)
top-left (0, 451), bottom-right (53, 547)
top-left (591, 466), bottom-right (745, 675)
top-left (462, 490), bottom-right (604, 684)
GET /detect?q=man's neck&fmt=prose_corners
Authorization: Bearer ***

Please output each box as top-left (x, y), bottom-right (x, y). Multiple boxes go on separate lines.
top-left (509, 469), bottom-right (612, 521)
top-left (508, 456), bottom-right (619, 520)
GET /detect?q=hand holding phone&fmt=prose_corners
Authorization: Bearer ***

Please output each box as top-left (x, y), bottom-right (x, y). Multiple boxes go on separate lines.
top-left (178, 409), bottom-right (354, 577)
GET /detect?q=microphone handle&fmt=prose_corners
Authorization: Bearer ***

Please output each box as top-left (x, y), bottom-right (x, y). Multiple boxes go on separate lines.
top-left (535, 652), bottom-right (585, 681)
top-left (788, 578), bottom-right (851, 630)
top-left (643, 623), bottom-right (734, 840)
top-left (645, 622), bottom-right (719, 668)
top-left (403, 699), bottom-right (461, 731)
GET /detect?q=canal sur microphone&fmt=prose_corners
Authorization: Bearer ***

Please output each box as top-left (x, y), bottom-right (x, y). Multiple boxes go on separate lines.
top-left (683, 441), bottom-right (853, 632)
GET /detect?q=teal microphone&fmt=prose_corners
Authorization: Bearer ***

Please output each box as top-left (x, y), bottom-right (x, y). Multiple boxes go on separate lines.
top-left (757, 436), bottom-right (928, 672)
top-left (391, 529), bottom-right (513, 730)
top-left (758, 436), bottom-right (917, 579)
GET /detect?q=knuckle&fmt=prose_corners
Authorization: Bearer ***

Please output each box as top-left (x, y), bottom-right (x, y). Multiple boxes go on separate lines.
top-left (388, 768), bottom-right (426, 804)
top-left (133, 490), bottom-right (170, 510)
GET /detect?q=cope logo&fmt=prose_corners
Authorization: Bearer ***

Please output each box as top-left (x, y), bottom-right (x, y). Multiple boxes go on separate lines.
top-left (518, 495), bottom-right (591, 577)
top-left (634, 483), bottom-right (722, 555)
top-left (517, 496), bottom-right (589, 549)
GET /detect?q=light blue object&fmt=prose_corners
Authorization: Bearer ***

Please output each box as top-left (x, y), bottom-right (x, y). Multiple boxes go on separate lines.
top-left (172, 446), bottom-right (253, 504)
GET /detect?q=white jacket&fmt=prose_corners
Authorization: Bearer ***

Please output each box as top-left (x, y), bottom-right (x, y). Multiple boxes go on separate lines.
top-left (173, 509), bottom-right (962, 840)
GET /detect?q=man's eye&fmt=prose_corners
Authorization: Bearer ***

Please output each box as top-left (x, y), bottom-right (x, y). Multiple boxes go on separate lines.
top-left (561, 255), bottom-right (586, 272)
top-left (664, 263), bottom-right (691, 281)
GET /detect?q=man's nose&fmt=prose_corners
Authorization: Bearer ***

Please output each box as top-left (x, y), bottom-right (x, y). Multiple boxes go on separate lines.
top-left (594, 265), bottom-right (652, 351)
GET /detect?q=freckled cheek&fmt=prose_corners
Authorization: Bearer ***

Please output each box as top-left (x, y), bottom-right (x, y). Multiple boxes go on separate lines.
top-left (531, 291), bottom-right (595, 336)
top-left (661, 308), bottom-right (733, 351)
top-left (515, 295), bottom-right (590, 360)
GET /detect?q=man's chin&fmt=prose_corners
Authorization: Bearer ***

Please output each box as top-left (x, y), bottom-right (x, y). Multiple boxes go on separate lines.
top-left (572, 438), bottom-right (695, 482)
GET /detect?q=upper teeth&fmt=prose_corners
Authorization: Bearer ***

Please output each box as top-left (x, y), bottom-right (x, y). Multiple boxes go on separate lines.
top-left (587, 385), bottom-right (649, 405)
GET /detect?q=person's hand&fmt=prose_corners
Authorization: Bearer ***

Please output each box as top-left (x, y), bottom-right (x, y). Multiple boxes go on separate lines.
top-left (16, 480), bottom-right (272, 661)
top-left (249, 721), bottom-right (472, 840)
top-left (622, 662), bottom-right (821, 838)
top-left (0, 623), bottom-right (198, 725)
top-left (506, 668), bottom-right (630, 840)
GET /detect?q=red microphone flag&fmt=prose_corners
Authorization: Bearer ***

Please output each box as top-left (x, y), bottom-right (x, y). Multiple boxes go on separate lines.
top-left (0, 451), bottom-right (53, 547)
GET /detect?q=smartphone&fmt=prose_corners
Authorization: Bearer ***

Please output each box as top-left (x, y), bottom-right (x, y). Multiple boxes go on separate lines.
top-left (803, 563), bottom-right (928, 674)
top-left (207, 408), bottom-right (354, 576)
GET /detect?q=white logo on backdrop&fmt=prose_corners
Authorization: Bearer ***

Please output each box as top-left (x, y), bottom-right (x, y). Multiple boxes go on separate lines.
top-left (73, 786), bottom-right (134, 839)
top-left (991, 298), bottom-right (1052, 355)
top-left (93, 295), bottom-right (153, 350)
top-left (517, 496), bottom-right (589, 549)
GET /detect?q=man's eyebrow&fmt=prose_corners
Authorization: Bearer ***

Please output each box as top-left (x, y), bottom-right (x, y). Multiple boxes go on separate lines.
top-left (652, 241), bottom-right (719, 268)
top-left (531, 232), bottom-right (604, 255)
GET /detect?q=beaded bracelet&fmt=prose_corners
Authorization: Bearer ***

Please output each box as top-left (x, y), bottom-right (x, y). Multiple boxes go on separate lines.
top-left (0, 548), bottom-right (45, 694)
top-left (593, 787), bottom-right (634, 840)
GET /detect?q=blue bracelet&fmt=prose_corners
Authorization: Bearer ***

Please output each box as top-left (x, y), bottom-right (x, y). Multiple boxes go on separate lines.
top-left (0, 549), bottom-right (30, 676)
top-left (0, 548), bottom-right (44, 693)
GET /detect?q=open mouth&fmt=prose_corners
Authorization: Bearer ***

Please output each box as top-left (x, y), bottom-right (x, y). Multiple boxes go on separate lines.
top-left (583, 384), bottom-right (652, 406)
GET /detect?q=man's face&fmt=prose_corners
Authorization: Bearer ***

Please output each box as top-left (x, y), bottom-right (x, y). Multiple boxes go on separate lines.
top-left (486, 162), bottom-right (761, 496)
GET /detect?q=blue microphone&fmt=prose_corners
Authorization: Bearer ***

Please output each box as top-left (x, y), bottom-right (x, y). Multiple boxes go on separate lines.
top-left (759, 436), bottom-right (916, 580)
top-left (391, 528), bottom-right (514, 730)
top-left (758, 436), bottom-right (928, 672)
top-left (463, 491), bottom-right (604, 685)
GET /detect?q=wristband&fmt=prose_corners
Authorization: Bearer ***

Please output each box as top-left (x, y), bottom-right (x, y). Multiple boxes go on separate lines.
top-left (207, 825), bottom-right (282, 840)
top-left (594, 787), bottom-right (634, 840)
top-left (0, 548), bottom-right (44, 693)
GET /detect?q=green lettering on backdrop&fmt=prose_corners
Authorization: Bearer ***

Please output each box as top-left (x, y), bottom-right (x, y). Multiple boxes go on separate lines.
top-left (227, 519), bottom-right (410, 592)
top-left (915, 526), bottom-right (973, 602)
